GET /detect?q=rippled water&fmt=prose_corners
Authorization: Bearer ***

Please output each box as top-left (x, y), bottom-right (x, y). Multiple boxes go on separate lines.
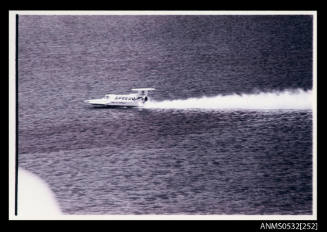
top-left (18, 15), bottom-right (313, 214)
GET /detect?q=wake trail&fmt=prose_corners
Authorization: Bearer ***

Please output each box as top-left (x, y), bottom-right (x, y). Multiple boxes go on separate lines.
top-left (144, 89), bottom-right (313, 110)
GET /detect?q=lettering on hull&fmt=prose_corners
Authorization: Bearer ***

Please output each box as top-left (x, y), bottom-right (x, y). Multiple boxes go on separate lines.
top-left (84, 88), bottom-right (155, 108)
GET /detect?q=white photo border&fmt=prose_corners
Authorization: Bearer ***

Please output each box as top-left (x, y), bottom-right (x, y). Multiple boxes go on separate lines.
top-left (8, 10), bottom-right (317, 220)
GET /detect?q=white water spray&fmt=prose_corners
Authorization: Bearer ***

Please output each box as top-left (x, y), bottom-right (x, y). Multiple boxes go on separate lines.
top-left (144, 89), bottom-right (312, 110)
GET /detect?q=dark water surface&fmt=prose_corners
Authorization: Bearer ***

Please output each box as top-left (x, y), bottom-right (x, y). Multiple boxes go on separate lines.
top-left (18, 15), bottom-right (313, 214)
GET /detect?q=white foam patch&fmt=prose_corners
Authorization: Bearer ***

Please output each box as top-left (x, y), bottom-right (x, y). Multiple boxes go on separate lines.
top-left (18, 168), bottom-right (62, 218)
top-left (144, 89), bottom-right (312, 110)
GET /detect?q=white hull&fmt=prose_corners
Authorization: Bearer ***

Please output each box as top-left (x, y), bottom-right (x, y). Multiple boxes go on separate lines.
top-left (84, 88), bottom-right (155, 108)
top-left (84, 99), bottom-right (142, 107)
